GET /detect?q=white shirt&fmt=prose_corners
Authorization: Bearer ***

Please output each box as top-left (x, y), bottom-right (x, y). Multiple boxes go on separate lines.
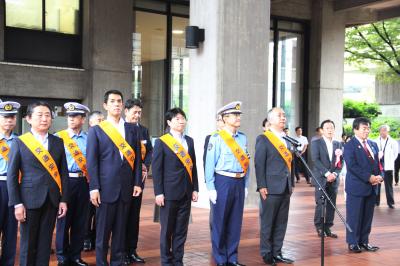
top-left (170, 129), bottom-right (188, 151)
top-left (270, 128), bottom-right (287, 148)
top-left (31, 129), bottom-right (49, 150)
top-left (322, 136), bottom-right (333, 162)
top-left (374, 136), bottom-right (398, 171)
top-left (293, 135), bottom-right (308, 151)
top-left (107, 117), bottom-right (125, 159)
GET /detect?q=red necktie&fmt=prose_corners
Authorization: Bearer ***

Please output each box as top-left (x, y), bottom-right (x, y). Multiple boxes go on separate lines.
top-left (362, 141), bottom-right (372, 159)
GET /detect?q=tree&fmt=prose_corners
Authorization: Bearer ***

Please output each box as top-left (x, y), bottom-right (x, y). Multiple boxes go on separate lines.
top-left (345, 18), bottom-right (400, 81)
top-left (343, 99), bottom-right (380, 119)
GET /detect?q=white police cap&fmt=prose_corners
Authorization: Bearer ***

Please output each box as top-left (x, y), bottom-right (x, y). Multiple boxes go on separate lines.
top-left (217, 101), bottom-right (242, 116)
top-left (0, 101), bottom-right (21, 116)
top-left (64, 102), bottom-right (90, 115)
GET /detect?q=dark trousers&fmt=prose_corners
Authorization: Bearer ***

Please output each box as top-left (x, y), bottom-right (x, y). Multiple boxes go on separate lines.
top-left (160, 195), bottom-right (191, 266)
top-left (294, 154), bottom-right (310, 182)
top-left (259, 193), bottom-right (290, 257)
top-left (394, 155), bottom-right (400, 184)
top-left (376, 170), bottom-right (395, 206)
top-left (85, 203), bottom-right (96, 245)
top-left (56, 177), bottom-right (89, 261)
top-left (126, 192), bottom-right (143, 254)
top-left (314, 182), bottom-right (338, 229)
top-left (211, 174), bottom-right (245, 264)
top-left (346, 193), bottom-right (375, 245)
top-left (0, 181), bottom-right (18, 266)
top-left (19, 196), bottom-right (58, 266)
top-left (96, 199), bottom-right (130, 266)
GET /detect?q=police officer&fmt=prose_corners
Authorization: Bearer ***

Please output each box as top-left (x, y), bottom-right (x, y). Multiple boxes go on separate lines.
top-left (55, 102), bottom-right (90, 266)
top-left (205, 101), bottom-right (249, 266)
top-left (0, 100), bottom-right (20, 266)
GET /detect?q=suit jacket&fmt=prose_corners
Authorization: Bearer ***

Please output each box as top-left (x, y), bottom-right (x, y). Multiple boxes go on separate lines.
top-left (7, 134), bottom-right (69, 209)
top-left (255, 134), bottom-right (295, 195)
top-left (87, 122), bottom-right (142, 204)
top-left (138, 124), bottom-right (153, 169)
top-left (152, 134), bottom-right (199, 201)
top-left (311, 138), bottom-right (342, 188)
top-left (344, 137), bottom-right (380, 197)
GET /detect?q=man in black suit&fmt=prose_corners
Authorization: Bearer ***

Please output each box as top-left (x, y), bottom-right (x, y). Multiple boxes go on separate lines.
top-left (152, 108), bottom-right (199, 266)
top-left (7, 101), bottom-right (69, 266)
top-left (87, 90), bottom-right (142, 265)
top-left (124, 99), bottom-right (153, 263)
top-left (311, 119), bottom-right (342, 238)
top-left (255, 107), bottom-right (295, 265)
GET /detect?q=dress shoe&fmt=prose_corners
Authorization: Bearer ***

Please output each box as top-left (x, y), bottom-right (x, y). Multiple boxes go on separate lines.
top-left (388, 204), bottom-right (395, 209)
top-left (83, 239), bottom-right (92, 251)
top-left (273, 254), bottom-right (294, 264)
top-left (348, 244), bottom-right (362, 253)
top-left (227, 262), bottom-right (245, 266)
top-left (324, 228), bottom-right (338, 238)
top-left (395, 183), bottom-right (398, 186)
top-left (262, 254), bottom-right (276, 265)
top-left (359, 243), bottom-right (379, 252)
top-left (127, 251), bottom-right (145, 263)
top-left (71, 259), bottom-right (88, 266)
top-left (316, 228), bottom-right (324, 237)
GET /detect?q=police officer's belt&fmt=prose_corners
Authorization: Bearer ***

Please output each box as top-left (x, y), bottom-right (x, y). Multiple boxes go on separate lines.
top-left (216, 170), bottom-right (245, 178)
top-left (19, 132), bottom-right (62, 194)
top-left (0, 175), bottom-right (7, 181)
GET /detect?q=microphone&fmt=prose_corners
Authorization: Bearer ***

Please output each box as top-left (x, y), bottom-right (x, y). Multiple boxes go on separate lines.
top-left (283, 135), bottom-right (301, 147)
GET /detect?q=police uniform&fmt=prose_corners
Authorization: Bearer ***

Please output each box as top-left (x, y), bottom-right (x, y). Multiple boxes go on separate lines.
top-left (55, 102), bottom-right (90, 266)
top-left (205, 102), bottom-right (249, 266)
top-left (0, 101), bottom-right (20, 266)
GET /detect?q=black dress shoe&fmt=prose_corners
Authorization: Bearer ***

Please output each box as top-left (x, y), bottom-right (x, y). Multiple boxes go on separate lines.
top-left (359, 243), bottom-right (379, 252)
top-left (227, 262), bottom-right (245, 266)
top-left (71, 259), bottom-right (88, 266)
top-left (83, 239), bottom-right (92, 251)
top-left (273, 254), bottom-right (294, 264)
top-left (324, 228), bottom-right (338, 238)
top-left (388, 204), bottom-right (395, 209)
top-left (128, 251), bottom-right (145, 263)
top-left (348, 244), bottom-right (362, 253)
top-left (316, 228), bottom-right (325, 237)
top-left (262, 254), bottom-right (276, 265)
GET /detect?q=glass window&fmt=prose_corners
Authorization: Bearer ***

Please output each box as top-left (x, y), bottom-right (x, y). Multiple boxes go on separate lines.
top-left (133, 11), bottom-right (167, 137)
top-left (45, 0), bottom-right (80, 34)
top-left (277, 21), bottom-right (304, 32)
top-left (171, 16), bottom-right (189, 114)
top-left (5, 0), bottom-right (42, 30)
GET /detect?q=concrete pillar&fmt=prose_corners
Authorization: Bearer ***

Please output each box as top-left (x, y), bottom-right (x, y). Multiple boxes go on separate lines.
top-left (0, 0), bottom-right (4, 61)
top-left (84, 0), bottom-right (134, 112)
top-left (309, 0), bottom-right (346, 138)
top-left (188, 0), bottom-right (270, 207)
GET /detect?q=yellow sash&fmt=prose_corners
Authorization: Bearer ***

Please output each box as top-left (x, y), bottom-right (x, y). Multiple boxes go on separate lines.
top-left (57, 130), bottom-right (89, 180)
top-left (140, 141), bottom-right (146, 161)
top-left (159, 134), bottom-right (193, 182)
top-left (218, 130), bottom-right (249, 174)
top-left (99, 121), bottom-right (135, 169)
top-left (19, 133), bottom-right (62, 193)
top-left (0, 139), bottom-right (10, 161)
top-left (263, 131), bottom-right (292, 171)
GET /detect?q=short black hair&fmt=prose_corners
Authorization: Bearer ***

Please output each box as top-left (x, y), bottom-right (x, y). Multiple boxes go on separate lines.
top-left (320, 119), bottom-right (335, 129)
top-left (165, 108), bottom-right (186, 122)
top-left (353, 117), bottom-right (371, 130)
top-left (104, 90), bottom-right (123, 103)
top-left (26, 101), bottom-right (53, 118)
top-left (88, 111), bottom-right (103, 120)
top-left (295, 126), bottom-right (302, 131)
top-left (262, 117), bottom-right (268, 127)
top-left (125, 99), bottom-right (143, 110)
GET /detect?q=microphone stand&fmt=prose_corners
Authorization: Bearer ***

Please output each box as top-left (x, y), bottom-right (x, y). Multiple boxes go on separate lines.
top-left (283, 136), bottom-right (352, 266)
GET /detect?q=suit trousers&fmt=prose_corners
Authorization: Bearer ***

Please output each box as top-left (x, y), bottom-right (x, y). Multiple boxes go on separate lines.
top-left (211, 174), bottom-right (245, 264)
top-left (85, 203), bottom-right (96, 244)
top-left (259, 192), bottom-right (290, 257)
top-left (56, 177), bottom-right (89, 261)
top-left (346, 193), bottom-right (375, 245)
top-left (159, 195), bottom-right (191, 266)
top-left (126, 192), bottom-right (143, 253)
top-left (0, 181), bottom-right (18, 266)
top-left (376, 170), bottom-right (394, 206)
top-left (95, 199), bottom-right (130, 266)
top-left (314, 182), bottom-right (338, 229)
top-left (19, 196), bottom-right (58, 266)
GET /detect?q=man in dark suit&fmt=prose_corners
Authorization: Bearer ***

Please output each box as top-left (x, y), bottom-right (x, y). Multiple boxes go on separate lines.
top-left (87, 90), bottom-right (142, 265)
top-left (255, 107), bottom-right (294, 265)
top-left (124, 98), bottom-right (153, 263)
top-left (311, 119), bottom-right (342, 238)
top-left (152, 108), bottom-right (199, 266)
top-left (344, 117), bottom-right (382, 253)
top-left (7, 101), bottom-right (69, 265)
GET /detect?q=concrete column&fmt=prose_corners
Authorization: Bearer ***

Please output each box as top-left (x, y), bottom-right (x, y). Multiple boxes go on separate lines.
top-left (0, 0), bottom-right (5, 61)
top-left (188, 0), bottom-right (270, 207)
top-left (309, 0), bottom-right (346, 138)
top-left (85, 0), bottom-right (134, 112)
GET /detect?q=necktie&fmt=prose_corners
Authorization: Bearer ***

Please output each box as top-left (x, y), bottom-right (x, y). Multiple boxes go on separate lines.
top-left (362, 140), bottom-right (372, 159)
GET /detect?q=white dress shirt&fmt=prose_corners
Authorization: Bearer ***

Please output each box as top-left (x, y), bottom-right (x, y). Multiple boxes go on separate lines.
top-left (270, 128), bottom-right (287, 148)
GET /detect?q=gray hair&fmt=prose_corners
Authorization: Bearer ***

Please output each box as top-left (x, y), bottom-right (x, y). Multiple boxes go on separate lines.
top-left (379, 124), bottom-right (390, 131)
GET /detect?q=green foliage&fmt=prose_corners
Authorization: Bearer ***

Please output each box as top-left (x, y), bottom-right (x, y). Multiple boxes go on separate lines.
top-left (345, 17), bottom-right (400, 80)
top-left (343, 99), bottom-right (380, 119)
top-left (370, 117), bottom-right (400, 139)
